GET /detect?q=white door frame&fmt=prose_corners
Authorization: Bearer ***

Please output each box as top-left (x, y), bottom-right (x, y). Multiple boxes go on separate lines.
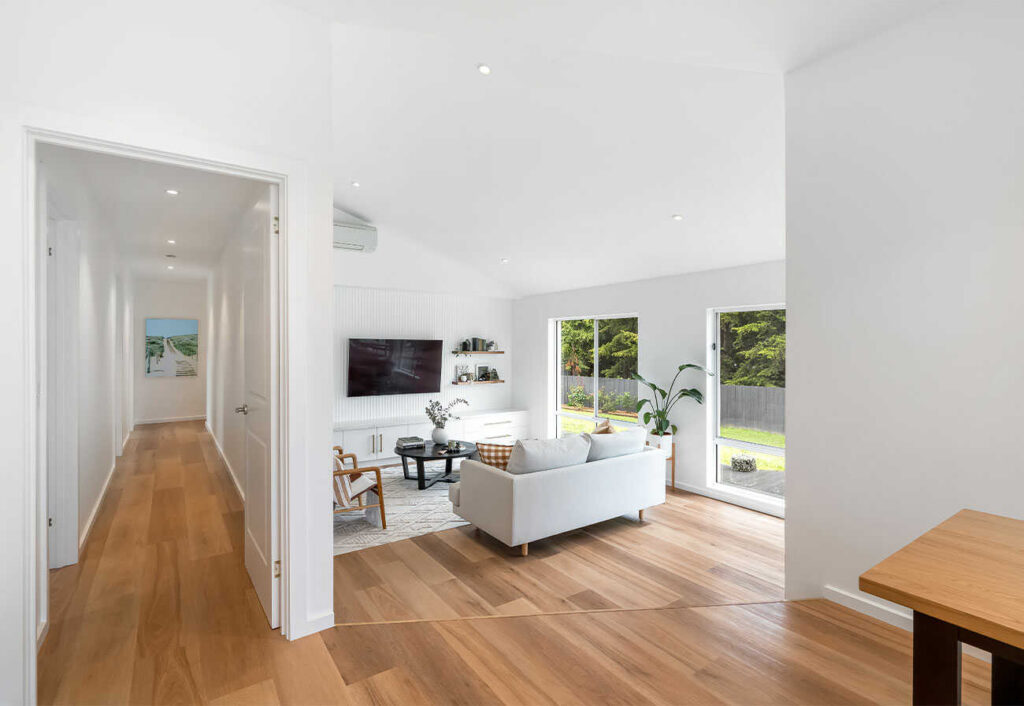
top-left (24, 127), bottom-right (293, 691)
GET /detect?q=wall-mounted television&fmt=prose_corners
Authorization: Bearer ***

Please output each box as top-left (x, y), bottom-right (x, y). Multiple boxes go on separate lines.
top-left (347, 338), bottom-right (443, 397)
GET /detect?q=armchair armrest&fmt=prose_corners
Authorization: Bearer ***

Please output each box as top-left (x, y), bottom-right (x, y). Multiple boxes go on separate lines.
top-left (333, 445), bottom-right (361, 470)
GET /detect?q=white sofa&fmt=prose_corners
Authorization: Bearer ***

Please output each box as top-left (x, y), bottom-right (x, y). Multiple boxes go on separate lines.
top-left (449, 438), bottom-right (667, 554)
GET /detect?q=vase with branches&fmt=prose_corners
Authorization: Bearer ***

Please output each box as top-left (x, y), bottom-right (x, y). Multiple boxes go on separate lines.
top-left (633, 363), bottom-right (712, 451)
top-left (425, 398), bottom-right (467, 445)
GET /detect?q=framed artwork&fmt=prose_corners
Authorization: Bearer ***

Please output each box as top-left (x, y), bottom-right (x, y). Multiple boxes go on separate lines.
top-left (146, 318), bottom-right (199, 377)
top-left (476, 364), bottom-right (490, 381)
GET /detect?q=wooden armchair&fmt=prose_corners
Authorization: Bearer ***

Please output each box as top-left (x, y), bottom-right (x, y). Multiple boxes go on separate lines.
top-left (332, 445), bottom-right (387, 529)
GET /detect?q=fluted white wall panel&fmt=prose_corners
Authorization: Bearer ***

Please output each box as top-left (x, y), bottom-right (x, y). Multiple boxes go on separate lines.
top-left (334, 286), bottom-right (513, 424)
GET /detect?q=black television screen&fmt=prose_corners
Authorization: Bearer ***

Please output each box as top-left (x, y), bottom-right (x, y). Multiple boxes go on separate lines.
top-left (347, 338), bottom-right (443, 397)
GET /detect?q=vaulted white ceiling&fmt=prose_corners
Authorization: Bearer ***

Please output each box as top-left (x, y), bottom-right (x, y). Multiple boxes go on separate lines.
top-left (313, 0), bottom-right (941, 296)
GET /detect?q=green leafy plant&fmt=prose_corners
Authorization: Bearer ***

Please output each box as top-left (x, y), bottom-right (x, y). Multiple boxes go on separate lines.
top-left (425, 398), bottom-right (467, 428)
top-left (634, 364), bottom-right (713, 436)
top-left (566, 385), bottom-right (591, 409)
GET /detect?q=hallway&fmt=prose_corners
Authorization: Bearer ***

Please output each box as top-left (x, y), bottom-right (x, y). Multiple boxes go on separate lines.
top-left (38, 421), bottom-right (281, 704)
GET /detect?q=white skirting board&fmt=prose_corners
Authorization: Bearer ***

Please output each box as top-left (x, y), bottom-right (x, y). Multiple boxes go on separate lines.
top-left (822, 585), bottom-right (990, 662)
top-left (205, 422), bottom-right (245, 502)
top-left (79, 460), bottom-right (117, 552)
top-left (134, 414), bottom-right (207, 425)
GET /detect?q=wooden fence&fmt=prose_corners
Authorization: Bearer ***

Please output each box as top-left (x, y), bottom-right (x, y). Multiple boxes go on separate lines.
top-left (561, 376), bottom-right (637, 404)
top-left (720, 384), bottom-right (785, 433)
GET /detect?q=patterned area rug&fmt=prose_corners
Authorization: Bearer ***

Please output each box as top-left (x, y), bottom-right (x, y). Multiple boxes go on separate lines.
top-left (333, 461), bottom-right (468, 556)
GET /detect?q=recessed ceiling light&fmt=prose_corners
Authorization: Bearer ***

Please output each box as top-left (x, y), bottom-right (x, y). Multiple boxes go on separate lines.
top-left (166, 189), bottom-right (179, 196)
top-left (167, 265), bottom-right (174, 270)
top-left (167, 239), bottom-right (176, 245)
top-left (671, 214), bottom-right (684, 221)
top-left (477, 64), bottom-right (492, 76)
top-left (500, 257), bottom-right (510, 264)
top-left (351, 180), bottom-right (360, 188)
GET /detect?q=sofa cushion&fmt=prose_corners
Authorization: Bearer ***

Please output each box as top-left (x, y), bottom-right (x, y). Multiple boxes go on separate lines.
top-left (506, 435), bottom-right (591, 475)
top-left (584, 427), bottom-right (647, 461)
top-left (476, 442), bottom-right (514, 471)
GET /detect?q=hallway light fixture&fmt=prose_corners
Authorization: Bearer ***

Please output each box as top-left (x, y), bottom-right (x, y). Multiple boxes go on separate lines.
top-left (351, 180), bottom-right (360, 188)
top-left (167, 239), bottom-right (176, 244)
top-left (477, 64), bottom-right (491, 75)
top-left (165, 189), bottom-right (179, 196)
top-left (167, 265), bottom-right (174, 270)
top-left (672, 214), bottom-right (683, 221)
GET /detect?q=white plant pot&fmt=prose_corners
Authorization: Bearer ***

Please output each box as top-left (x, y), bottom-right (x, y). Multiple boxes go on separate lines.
top-left (431, 426), bottom-right (449, 445)
top-left (649, 433), bottom-right (673, 453)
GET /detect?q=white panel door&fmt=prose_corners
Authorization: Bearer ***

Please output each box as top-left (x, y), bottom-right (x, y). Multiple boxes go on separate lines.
top-left (242, 184), bottom-right (280, 628)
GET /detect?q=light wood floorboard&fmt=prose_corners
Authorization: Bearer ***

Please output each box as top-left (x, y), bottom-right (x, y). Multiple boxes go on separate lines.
top-left (39, 422), bottom-right (991, 704)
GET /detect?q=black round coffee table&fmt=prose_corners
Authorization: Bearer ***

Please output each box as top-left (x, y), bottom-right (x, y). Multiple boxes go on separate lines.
top-left (395, 441), bottom-right (477, 490)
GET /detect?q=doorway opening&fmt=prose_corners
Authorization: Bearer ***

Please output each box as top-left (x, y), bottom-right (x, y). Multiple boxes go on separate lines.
top-left (32, 136), bottom-right (289, 667)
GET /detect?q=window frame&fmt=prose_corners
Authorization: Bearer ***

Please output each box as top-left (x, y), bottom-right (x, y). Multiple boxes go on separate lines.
top-left (706, 304), bottom-right (786, 517)
top-left (553, 313), bottom-right (640, 436)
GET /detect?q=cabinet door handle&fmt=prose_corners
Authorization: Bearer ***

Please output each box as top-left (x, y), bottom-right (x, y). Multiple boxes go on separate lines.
top-left (371, 434), bottom-right (375, 454)
top-left (485, 434), bottom-right (511, 440)
top-left (379, 433), bottom-right (383, 451)
top-left (484, 420), bottom-right (511, 427)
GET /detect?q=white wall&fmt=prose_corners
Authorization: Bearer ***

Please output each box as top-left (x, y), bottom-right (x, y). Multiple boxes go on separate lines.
top-left (209, 203), bottom-right (251, 496)
top-left (334, 286), bottom-right (513, 424)
top-left (785, 1), bottom-right (1024, 616)
top-left (1, 1), bottom-right (335, 700)
top-left (77, 220), bottom-right (120, 545)
top-left (512, 261), bottom-right (785, 494)
top-left (120, 274), bottom-right (134, 447)
top-left (132, 279), bottom-right (208, 424)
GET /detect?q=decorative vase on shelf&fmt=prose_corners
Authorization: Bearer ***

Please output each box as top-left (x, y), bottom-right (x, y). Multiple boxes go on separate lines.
top-left (432, 426), bottom-right (449, 445)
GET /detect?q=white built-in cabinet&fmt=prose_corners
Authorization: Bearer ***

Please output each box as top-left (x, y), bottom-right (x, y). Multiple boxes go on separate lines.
top-left (335, 410), bottom-right (528, 462)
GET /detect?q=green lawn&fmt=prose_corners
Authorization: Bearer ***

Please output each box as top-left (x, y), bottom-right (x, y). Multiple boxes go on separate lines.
top-left (720, 425), bottom-right (785, 448)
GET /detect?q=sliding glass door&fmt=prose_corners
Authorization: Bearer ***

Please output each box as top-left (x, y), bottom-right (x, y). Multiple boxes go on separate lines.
top-left (555, 316), bottom-right (639, 436)
top-left (712, 307), bottom-right (786, 499)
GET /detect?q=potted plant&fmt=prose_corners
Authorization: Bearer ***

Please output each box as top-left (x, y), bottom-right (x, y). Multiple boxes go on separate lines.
top-left (425, 398), bottom-right (468, 445)
top-left (633, 363), bottom-right (712, 452)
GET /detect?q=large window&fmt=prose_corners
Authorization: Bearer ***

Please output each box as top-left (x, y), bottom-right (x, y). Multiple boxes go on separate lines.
top-left (555, 316), bottom-right (639, 436)
top-left (712, 307), bottom-right (786, 500)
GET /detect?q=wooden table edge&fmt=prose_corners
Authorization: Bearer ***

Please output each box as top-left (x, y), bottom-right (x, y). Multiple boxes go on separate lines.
top-left (859, 574), bottom-right (1024, 652)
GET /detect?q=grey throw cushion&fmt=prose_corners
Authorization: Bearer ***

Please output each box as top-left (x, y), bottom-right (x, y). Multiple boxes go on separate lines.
top-left (506, 434), bottom-right (592, 474)
top-left (583, 427), bottom-right (647, 461)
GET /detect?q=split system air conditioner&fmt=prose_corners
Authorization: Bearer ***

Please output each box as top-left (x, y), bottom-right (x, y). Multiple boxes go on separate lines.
top-left (333, 221), bottom-right (378, 253)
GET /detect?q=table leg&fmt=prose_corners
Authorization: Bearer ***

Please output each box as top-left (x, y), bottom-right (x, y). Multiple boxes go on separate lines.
top-left (400, 456), bottom-right (411, 480)
top-left (992, 655), bottom-right (1024, 706)
top-left (416, 459), bottom-right (426, 490)
top-left (913, 611), bottom-right (961, 706)
top-left (445, 457), bottom-right (453, 477)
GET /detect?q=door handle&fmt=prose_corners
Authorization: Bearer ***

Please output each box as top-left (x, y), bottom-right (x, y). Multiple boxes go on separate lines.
top-left (371, 434), bottom-right (375, 454)
top-left (379, 433), bottom-right (383, 451)
top-left (234, 404), bottom-right (249, 415)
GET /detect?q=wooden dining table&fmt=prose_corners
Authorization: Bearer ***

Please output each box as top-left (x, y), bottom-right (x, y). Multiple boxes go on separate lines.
top-left (860, 509), bottom-right (1024, 705)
